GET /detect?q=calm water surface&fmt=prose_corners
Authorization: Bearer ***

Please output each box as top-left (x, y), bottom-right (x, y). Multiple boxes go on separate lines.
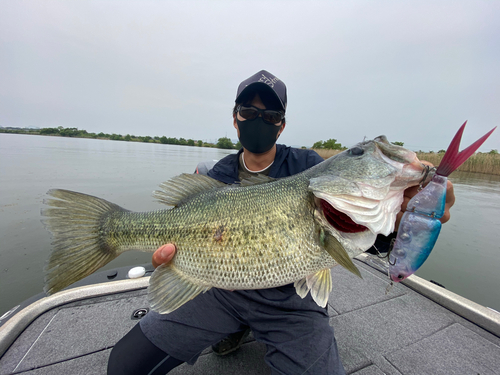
top-left (1, 134), bottom-right (499, 315)
top-left (0, 134), bottom-right (236, 315)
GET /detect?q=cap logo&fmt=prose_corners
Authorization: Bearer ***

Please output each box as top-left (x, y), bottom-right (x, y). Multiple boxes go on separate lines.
top-left (258, 73), bottom-right (280, 88)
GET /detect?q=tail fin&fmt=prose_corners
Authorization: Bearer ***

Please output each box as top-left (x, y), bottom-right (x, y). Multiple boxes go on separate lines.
top-left (436, 121), bottom-right (497, 176)
top-left (42, 189), bottom-right (127, 294)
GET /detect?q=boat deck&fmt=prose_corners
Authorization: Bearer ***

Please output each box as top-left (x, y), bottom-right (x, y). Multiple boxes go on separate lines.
top-left (1, 255), bottom-right (500, 374)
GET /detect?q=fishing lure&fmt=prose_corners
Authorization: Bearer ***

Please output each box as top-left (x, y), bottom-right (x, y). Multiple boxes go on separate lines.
top-left (388, 122), bottom-right (496, 282)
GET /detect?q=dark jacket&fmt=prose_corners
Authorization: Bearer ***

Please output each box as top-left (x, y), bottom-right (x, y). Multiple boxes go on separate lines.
top-left (207, 144), bottom-right (324, 184)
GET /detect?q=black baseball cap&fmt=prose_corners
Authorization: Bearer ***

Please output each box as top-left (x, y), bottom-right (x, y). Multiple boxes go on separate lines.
top-left (235, 70), bottom-right (287, 111)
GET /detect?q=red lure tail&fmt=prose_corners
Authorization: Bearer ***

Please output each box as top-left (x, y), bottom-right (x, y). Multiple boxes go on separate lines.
top-left (435, 121), bottom-right (497, 177)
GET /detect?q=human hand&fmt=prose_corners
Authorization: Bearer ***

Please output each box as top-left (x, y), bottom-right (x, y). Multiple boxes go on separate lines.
top-left (152, 243), bottom-right (176, 268)
top-left (395, 161), bottom-right (455, 230)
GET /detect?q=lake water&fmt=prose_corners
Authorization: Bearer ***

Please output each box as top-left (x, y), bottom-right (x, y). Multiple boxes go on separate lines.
top-left (1, 133), bottom-right (499, 316)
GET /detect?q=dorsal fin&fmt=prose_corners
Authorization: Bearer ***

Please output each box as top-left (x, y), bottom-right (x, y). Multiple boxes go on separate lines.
top-left (153, 173), bottom-right (226, 206)
top-left (239, 174), bottom-right (275, 187)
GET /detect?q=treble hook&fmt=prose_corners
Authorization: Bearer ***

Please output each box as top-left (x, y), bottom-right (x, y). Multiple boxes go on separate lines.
top-left (418, 165), bottom-right (436, 191)
top-left (387, 238), bottom-right (397, 265)
top-left (385, 280), bottom-right (394, 294)
top-left (370, 244), bottom-right (388, 259)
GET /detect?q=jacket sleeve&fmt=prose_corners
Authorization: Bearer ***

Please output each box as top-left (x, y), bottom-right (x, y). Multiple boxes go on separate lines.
top-left (207, 153), bottom-right (241, 184)
top-left (306, 150), bottom-right (325, 168)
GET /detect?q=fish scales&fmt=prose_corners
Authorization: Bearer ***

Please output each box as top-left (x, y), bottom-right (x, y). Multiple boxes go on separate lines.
top-left (100, 174), bottom-right (335, 290)
top-left (42, 136), bottom-right (426, 313)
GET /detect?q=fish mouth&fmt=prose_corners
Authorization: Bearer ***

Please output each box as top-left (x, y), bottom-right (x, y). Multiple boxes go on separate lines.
top-left (319, 199), bottom-right (368, 233)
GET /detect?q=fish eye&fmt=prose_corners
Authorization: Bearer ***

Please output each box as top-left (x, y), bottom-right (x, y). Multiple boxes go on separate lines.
top-left (397, 274), bottom-right (404, 280)
top-left (348, 147), bottom-right (364, 156)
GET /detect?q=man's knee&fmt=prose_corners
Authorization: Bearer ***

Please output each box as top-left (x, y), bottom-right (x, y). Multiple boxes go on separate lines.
top-left (107, 323), bottom-right (183, 375)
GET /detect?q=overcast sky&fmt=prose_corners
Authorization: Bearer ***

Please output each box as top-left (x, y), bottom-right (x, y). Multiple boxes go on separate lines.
top-left (1, 0), bottom-right (499, 151)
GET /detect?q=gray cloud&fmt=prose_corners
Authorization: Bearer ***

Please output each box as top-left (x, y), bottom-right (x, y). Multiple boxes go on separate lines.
top-left (1, 0), bottom-right (499, 151)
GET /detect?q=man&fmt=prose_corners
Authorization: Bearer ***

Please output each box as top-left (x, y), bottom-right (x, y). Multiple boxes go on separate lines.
top-left (108, 70), bottom-right (455, 374)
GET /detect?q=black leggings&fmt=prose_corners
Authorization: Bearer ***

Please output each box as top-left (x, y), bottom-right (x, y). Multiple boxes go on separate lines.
top-left (107, 323), bottom-right (184, 375)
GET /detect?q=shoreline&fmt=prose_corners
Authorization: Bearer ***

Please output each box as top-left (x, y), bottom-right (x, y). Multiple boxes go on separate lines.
top-left (2, 130), bottom-right (498, 175)
top-left (0, 129), bottom-right (225, 149)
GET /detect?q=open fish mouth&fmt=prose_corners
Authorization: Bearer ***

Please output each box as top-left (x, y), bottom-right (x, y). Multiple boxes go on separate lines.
top-left (314, 189), bottom-right (401, 238)
top-left (319, 199), bottom-right (368, 233)
top-left (309, 137), bottom-right (428, 254)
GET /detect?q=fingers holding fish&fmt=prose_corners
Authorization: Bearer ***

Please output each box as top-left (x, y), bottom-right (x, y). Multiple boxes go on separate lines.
top-left (441, 180), bottom-right (455, 224)
top-left (153, 244), bottom-right (177, 269)
top-left (396, 161), bottom-right (455, 229)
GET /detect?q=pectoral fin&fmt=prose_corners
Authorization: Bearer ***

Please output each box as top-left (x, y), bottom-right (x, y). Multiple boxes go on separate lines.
top-left (321, 228), bottom-right (362, 278)
top-left (148, 263), bottom-right (211, 314)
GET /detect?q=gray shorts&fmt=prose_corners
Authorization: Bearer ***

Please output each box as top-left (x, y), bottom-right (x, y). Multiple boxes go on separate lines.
top-left (140, 284), bottom-right (345, 374)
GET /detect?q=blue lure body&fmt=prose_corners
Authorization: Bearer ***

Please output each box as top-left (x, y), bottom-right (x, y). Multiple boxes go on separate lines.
top-left (388, 122), bottom-right (496, 282)
top-left (389, 174), bottom-right (447, 282)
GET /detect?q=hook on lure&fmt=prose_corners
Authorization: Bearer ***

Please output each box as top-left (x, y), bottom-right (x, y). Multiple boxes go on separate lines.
top-left (386, 238), bottom-right (397, 265)
top-left (388, 121), bottom-right (496, 283)
top-left (418, 165), bottom-right (436, 191)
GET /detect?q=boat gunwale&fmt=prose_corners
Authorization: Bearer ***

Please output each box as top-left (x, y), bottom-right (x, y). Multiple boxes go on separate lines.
top-left (356, 253), bottom-right (500, 336)
top-left (2, 257), bottom-right (500, 359)
top-left (0, 277), bottom-right (149, 357)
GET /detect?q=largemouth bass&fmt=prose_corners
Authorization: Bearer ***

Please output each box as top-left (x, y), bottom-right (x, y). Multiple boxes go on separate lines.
top-left (43, 136), bottom-right (426, 313)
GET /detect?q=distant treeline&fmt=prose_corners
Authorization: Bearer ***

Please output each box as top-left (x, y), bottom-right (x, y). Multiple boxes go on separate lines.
top-left (3, 127), bottom-right (498, 174)
top-left (0, 126), bottom-right (241, 150)
top-left (312, 138), bottom-right (346, 150)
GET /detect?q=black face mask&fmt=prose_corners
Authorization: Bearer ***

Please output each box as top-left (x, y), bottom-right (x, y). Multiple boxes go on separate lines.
top-left (236, 117), bottom-right (282, 154)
